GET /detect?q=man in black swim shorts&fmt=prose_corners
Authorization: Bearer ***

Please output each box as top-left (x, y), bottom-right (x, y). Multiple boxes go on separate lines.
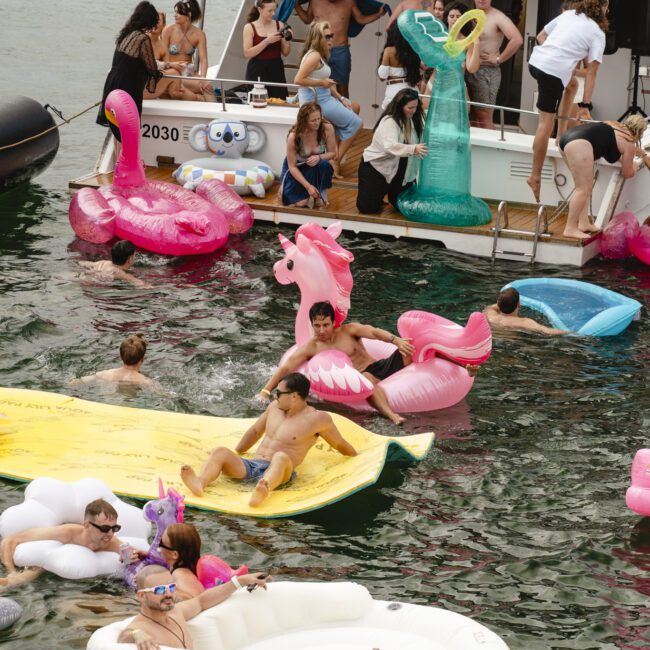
top-left (258, 301), bottom-right (415, 425)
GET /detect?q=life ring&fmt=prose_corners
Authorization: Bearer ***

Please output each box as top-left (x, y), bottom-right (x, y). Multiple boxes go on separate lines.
top-left (444, 9), bottom-right (486, 58)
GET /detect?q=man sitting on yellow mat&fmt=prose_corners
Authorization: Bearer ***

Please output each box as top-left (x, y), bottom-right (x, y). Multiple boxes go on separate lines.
top-left (181, 373), bottom-right (357, 507)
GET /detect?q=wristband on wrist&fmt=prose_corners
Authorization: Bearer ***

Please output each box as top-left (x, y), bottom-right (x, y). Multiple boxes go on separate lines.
top-left (389, 334), bottom-right (395, 343)
top-left (577, 101), bottom-right (593, 110)
top-left (260, 388), bottom-right (271, 396)
top-left (231, 575), bottom-right (243, 590)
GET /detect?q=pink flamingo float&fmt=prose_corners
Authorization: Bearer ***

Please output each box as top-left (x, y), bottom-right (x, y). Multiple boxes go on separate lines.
top-left (69, 90), bottom-right (251, 256)
top-left (273, 222), bottom-right (492, 413)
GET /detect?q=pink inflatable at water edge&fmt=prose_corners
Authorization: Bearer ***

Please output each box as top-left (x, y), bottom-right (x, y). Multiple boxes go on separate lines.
top-left (600, 212), bottom-right (640, 259)
top-left (196, 555), bottom-right (248, 589)
top-left (273, 222), bottom-right (492, 413)
top-left (626, 449), bottom-right (650, 516)
top-left (629, 223), bottom-right (650, 265)
top-left (69, 91), bottom-right (250, 256)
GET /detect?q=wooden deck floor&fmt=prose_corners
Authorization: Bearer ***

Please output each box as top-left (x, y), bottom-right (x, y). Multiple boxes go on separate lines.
top-left (69, 128), bottom-right (586, 247)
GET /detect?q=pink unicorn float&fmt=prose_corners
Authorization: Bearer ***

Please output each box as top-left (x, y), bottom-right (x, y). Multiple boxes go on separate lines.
top-left (273, 222), bottom-right (492, 414)
top-left (69, 90), bottom-right (251, 256)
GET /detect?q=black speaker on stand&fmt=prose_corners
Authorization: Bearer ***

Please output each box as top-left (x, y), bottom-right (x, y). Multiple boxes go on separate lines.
top-left (609, 0), bottom-right (650, 118)
top-left (619, 54), bottom-right (648, 119)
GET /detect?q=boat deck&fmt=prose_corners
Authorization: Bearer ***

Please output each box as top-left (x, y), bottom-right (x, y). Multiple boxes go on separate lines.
top-left (69, 129), bottom-right (599, 262)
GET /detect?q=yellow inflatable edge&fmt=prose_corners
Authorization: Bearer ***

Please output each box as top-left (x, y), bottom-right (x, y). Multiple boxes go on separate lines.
top-left (0, 388), bottom-right (434, 518)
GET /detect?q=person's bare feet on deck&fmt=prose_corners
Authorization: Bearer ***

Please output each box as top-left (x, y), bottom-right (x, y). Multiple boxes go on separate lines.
top-left (249, 478), bottom-right (270, 507)
top-left (180, 465), bottom-right (205, 497)
top-left (563, 228), bottom-right (592, 240)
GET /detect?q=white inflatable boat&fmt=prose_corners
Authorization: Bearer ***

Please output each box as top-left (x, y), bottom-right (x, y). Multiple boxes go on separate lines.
top-left (87, 581), bottom-right (508, 649)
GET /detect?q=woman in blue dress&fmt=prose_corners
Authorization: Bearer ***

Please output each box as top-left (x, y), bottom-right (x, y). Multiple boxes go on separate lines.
top-left (294, 21), bottom-right (362, 178)
top-left (280, 102), bottom-right (337, 208)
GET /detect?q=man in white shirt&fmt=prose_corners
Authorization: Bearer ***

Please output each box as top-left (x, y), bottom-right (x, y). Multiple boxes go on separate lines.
top-left (526, 2), bottom-right (608, 203)
top-left (466, 0), bottom-right (523, 129)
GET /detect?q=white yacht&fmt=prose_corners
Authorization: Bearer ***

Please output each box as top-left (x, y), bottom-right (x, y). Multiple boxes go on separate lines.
top-left (71, 0), bottom-right (650, 266)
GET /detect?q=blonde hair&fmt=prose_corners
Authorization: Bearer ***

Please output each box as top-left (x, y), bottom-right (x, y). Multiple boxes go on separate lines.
top-left (622, 115), bottom-right (648, 145)
top-left (299, 21), bottom-right (331, 62)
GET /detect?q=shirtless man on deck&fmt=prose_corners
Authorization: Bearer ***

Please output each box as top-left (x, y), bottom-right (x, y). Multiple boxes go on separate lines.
top-left (466, 0), bottom-right (522, 129)
top-left (485, 287), bottom-right (568, 335)
top-left (296, 0), bottom-right (386, 98)
top-left (181, 372), bottom-right (357, 506)
top-left (0, 499), bottom-right (141, 589)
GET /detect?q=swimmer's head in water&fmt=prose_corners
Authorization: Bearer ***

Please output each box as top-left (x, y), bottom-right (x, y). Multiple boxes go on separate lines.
top-left (278, 372), bottom-right (310, 400)
top-left (111, 240), bottom-right (136, 266)
top-left (497, 288), bottom-right (520, 314)
top-left (120, 333), bottom-right (147, 366)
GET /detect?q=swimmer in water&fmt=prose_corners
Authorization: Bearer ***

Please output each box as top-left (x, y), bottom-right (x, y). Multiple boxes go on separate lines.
top-left (485, 287), bottom-right (568, 335)
top-left (78, 240), bottom-right (151, 288)
top-left (181, 372), bottom-right (357, 507)
top-left (70, 333), bottom-right (163, 390)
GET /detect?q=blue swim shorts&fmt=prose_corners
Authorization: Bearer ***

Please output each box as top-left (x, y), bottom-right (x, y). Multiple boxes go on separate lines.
top-left (241, 458), bottom-right (296, 482)
top-left (329, 45), bottom-right (351, 87)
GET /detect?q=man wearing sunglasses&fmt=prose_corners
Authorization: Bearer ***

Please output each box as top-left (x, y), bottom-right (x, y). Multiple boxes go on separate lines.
top-left (181, 372), bottom-right (356, 507)
top-left (0, 498), bottom-right (140, 588)
top-left (119, 564), bottom-right (270, 648)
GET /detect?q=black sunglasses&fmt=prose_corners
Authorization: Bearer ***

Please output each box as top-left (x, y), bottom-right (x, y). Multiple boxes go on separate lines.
top-left (89, 521), bottom-right (121, 534)
top-left (273, 389), bottom-right (293, 399)
top-left (158, 541), bottom-right (176, 551)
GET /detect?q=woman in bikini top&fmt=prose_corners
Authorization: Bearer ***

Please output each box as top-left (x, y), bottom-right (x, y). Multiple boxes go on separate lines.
top-left (161, 0), bottom-right (215, 101)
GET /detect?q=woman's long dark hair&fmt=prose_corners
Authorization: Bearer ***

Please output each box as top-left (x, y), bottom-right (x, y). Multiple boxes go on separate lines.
top-left (166, 523), bottom-right (201, 575)
top-left (247, 0), bottom-right (277, 23)
top-left (374, 88), bottom-right (424, 138)
top-left (289, 103), bottom-right (327, 155)
top-left (116, 1), bottom-right (160, 44)
top-left (443, 2), bottom-right (472, 37)
top-left (174, 0), bottom-right (202, 22)
top-left (380, 23), bottom-right (421, 87)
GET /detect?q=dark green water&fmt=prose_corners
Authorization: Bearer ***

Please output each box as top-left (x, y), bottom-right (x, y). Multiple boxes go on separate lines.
top-left (2, 2), bottom-right (650, 648)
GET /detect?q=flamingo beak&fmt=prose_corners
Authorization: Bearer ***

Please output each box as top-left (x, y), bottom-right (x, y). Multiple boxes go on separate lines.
top-left (105, 107), bottom-right (118, 127)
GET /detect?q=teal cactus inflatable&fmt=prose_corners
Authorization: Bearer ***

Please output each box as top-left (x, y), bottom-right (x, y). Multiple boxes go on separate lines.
top-left (397, 10), bottom-right (491, 227)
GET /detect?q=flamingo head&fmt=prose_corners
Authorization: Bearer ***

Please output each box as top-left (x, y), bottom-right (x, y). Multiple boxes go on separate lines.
top-left (104, 90), bottom-right (140, 137)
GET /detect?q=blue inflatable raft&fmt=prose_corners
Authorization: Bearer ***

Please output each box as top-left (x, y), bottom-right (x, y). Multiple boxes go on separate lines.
top-left (503, 278), bottom-right (641, 336)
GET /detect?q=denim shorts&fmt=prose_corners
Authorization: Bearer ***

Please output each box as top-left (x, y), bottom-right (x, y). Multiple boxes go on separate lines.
top-left (241, 458), bottom-right (296, 482)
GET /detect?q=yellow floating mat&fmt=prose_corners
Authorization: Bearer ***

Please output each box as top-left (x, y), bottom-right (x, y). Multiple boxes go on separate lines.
top-left (0, 388), bottom-right (434, 518)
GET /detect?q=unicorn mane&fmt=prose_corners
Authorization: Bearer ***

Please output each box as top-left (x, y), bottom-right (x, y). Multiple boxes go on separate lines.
top-left (295, 223), bottom-right (354, 325)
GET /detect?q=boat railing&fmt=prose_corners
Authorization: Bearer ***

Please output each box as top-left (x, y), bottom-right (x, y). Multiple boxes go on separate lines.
top-left (163, 73), bottom-right (584, 142)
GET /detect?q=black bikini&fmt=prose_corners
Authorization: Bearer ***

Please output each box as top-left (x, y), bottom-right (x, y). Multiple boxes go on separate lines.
top-left (558, 122), bottom-right (621, 163)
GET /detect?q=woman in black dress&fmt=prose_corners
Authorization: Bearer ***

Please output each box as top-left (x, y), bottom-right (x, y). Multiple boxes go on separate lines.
top-left (97, 1), bottom-right (162, 141)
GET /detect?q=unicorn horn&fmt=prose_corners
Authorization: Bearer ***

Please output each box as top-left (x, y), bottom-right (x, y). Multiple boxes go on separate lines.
top-left (279, 233), bottom-right (296, 252)
top-left (158, 478), bottom-right (165, 498)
